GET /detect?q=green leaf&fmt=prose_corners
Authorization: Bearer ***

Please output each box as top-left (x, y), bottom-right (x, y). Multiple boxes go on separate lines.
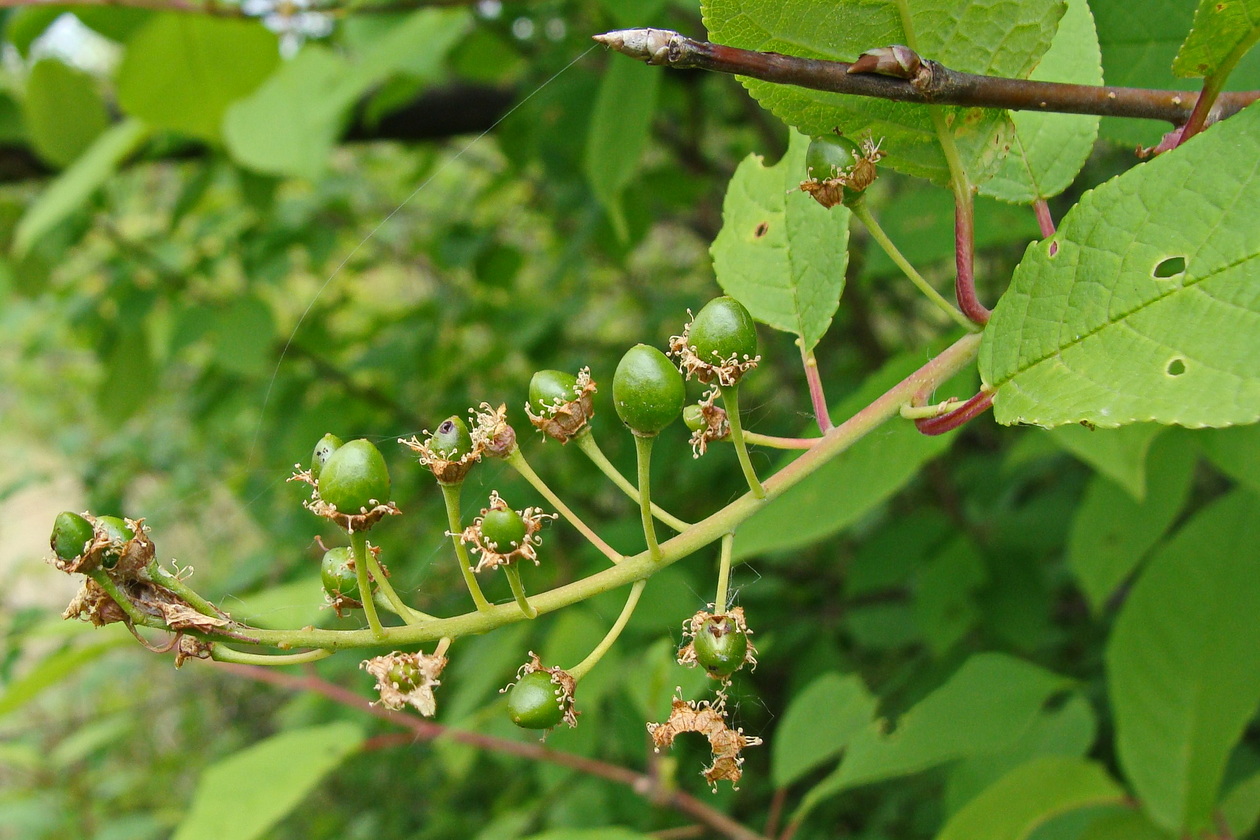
top-left (1173, 0), bottom-right (1260, 79)
top-left (701, 0), bottom-right (1065, 184)
top-left (1045, 423), bottom-right (1162, 500)
top-left (522, 830), bottom-right (653, 840)
top-left (338, 7), bottom-right (470, 83)
top-left (979, 102), bottom-right (1260, 428)
top-left (227, 577), bottom-right (332, 631)
top-left (172, 722), bottom-right (363, 840)
top-left (1067, 432), bottom-right (1197, 613)
top-left (23, 59), bottom-right (110, 168)
top-left (980, 0), bottom-right (1101, 202)
top-left (14, 118), bottom-right (151, 258)
top-left (1078, 811), bottom-right (1174, 840)
top-left (935, 756), bottom-right (1125, 840)
top-left (710, 129), bottom-right (850, 351)
top-left (0, 639), bottom-right (126, 717)
top-left (772, 672), bottom-right (877, 788)
top-left (733, 351), bottom-right (959, 559)
top-left (116, 15), bottom-right (279, 142)
top-left (1107, 490), bottom-right (1260, 834)
top-left (796, 654), bottom-right (1073, 820)
top-left (1222, 769), bottom-right (1260, 839)
top-left (584, 57), bottom-right (660, 240)
top-left (914, 537), bottom-right (987, 656)
top-left (1200, 423), bottom-right (1260, 494)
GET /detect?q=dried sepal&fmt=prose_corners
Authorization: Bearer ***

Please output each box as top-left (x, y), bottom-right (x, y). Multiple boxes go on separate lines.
top-left (800, 132), bottom-right (886, 209)
top-left (289, 467), bottom-right (400, 532)
top-left (174, 636), bottom-right (213, 668)
top-left (688, 392), bottom-right (730, 458)
top-left (669, 316), bottom-right (760, 388)
top-left (362, 650), bottom-right (448, 717)
top-left (62, 578), bottom-right (130, 626)
top-left (48, 514), bottom-right (156, 578)
top-left (456, 491), bottom-right (556, 573)
top-left (501, 651), bottom-right (579, 729)
top-left (524, 368), bottom-right (598, 444)
top-left (472, 402), bottom-right (517, 458)
top-left (677, 606), bottom-right (758, 677)
top-left (647, 690), bottom-right (763, 788)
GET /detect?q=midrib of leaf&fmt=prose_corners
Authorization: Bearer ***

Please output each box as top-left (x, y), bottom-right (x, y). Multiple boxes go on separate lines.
top-left (989, 248), bottom-right (1260, 389)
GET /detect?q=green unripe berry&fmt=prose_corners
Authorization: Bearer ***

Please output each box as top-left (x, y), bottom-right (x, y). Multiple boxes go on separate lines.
top-left (692, 615), bottom-right (749, 678)
top-left (51, 511), bottom-right (94, 561)
top-left (528, 370), bottom-right (578, 413)
top-left (388, 660), bottom-right (421, 691)
top-left (480, 508), bottom-right (528, 553)
top-left (429, 416), bottom-right (474, 460)
top-left (612, 344), bottom-right (685, 436)
top-left (805, 133), bottom-right (862, 182)
top-left (318, 439), bottom-right (391, 513)
top-left (689, 296), bottom-right (758, 365)
top-left (310, 433), bottom-right (344, 480)
top-left (96, 515), bottom-right (135, 569)
top-left (507, 670), bottom-right (565, 729)
top-left (320, 546), bottom-right (359, 601)
top-left (683, 404), bottom-right (706, 432)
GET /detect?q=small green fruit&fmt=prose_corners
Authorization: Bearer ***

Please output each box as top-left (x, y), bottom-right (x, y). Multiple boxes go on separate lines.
top-left (480, 508), bottom-right (528, 553)
top-left (388, 659), bottom-right (421, 691)
top-left (96, 516), bottom-right (136, 569)
top-left (691, 615), bottom-right (749, 677)
top-left (318, 439), bottom-right (391, 513)
top-left (51, 511), bottom-right (94, 561)
top-left (528, 370), bottom-right (578, 413)
top-left (310, 433), bottom-right (344, 480)
top-left (689, 296), bottom-right (758, 365)
top-left (320, 546), bottom-right (359, 601)
top-left (805, 132), bottom-right (863, 183)
top-left (683, 404), bottom-right (706, 432)
top-left (612, 344), bottom-right (685, 436)
top-left (430, 416), bottom-right (474, 460)
top-left (507, 670), bottom-right (565, 729)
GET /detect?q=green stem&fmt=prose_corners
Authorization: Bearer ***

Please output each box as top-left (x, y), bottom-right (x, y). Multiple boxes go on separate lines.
top-left (633, 434), bottom-right (662, 561)
top-left (504, 447), bottom-right (624, 564)
top-left (502, 565), bottom-right (538, 619)
top-left (575, 430), bottom-right (691, 531)
top-left (363, 545), bottom-right (430, 625)
top-left (147, 563), bottom-right (225, 618)
top-left (211, 646), bottom-right (332, 665)
top-left (88, 570), bottom-right (163, 629)
top-left (721, 384), bottom-right (765, 499)
top-left (183, 333), bottom-right (981, 652)
top-left (741, 431), bottom-right (819, 450)
top-left (714, 533), bottom-right (735, 612)
top-left (850, 200), bottom-right (976, 332)
top-left (568, 579), bottom-right (646, 681)
top-left (351, 530), bottom-right (387, 639)
top-left (440, 482), bottom-right (493, 613)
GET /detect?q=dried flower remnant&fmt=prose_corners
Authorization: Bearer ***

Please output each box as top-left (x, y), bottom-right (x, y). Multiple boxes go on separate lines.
top-left (363, 650), bottom-right (448, 717)
top-left (677, 606), bottom-right (758, 678)
top-left (647, 691), bottom-right (763, 787)
top-left (670, 318), bottom-right (760, 389)
top-left (687, 393), bottom-right (731, 458)
top-left (288, 467), bottom-right (400, 533)
top-left (501, 651), bottom-right (579, 729)
top-left (525, 368), bottom-right (598, 443)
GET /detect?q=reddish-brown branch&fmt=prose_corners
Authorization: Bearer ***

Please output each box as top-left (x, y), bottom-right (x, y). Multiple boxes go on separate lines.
top-left (595, 29), bottom-right (1259, 126)
top-left (1033, 199), bottom-right (1055, 239)
top-left (914, 390), bottom-right (994, 435)
top-left (953, 190), bottom-right (989, 324)
top-left (211, 661), bottom-right (771, 840)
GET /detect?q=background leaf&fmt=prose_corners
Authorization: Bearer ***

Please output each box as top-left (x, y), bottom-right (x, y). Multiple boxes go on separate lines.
top-left (1107, 490), bottom-right (1260, 833)
top-left (23, 59), bottom-right (110, 169)
top-left (772, 672), bottom-right (877, 788)
top-left (979, 102), bottom-right (1260, 428)
top-left (583, 57), bottom-right (660, 240)
top-left (710, 129), bottom-right (849, 350)
top-left (1173, 0), bottom-right (1260, 78)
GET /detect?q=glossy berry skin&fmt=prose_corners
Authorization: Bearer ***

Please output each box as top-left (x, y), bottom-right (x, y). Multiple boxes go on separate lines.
top-left (612, 344), bottom-right (685, 436)
top-left (805, 133), bottom-right (862, 182)
top-left (480, 508), bottom-right (528, 553)
top-left (430, 416), bottom-right (473, 459)
top-left (51, 511), bottom-right (94, 561)
top-left (683, 404), bottom-right (706, 432)
top-left (96, 516), bottom-right (136, 569)
top-left (310, 433), bottom-right (344, 480)
top-left (320, 546), bottom-right (359, 601)
top-left (692, 615), bottom-right (749, 678)
top-left (507, 670), bottom-right (565, 729)
top-left (528, 370), bottom-right (578, 413)
top-left (689, 296), bottom-right (758, 365)
top-left (318, 439), bottom-right (391, 513)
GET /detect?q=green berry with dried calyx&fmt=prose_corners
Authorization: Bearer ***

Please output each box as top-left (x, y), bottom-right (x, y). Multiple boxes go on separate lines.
top-left (672, 296), bottom-right (760, 387)
top-left (683, 404), bottom-right (706, 432)
top-left (320, 546), bottom-right (360, 603)
top-left (317, 439), bottom-right (391, 513)
top-left (51, 511), bottom-right (94, 561)
top-left (612, 344), bottom-right (685, 437)
top-left (529, 370), bottom-right (578, 414)
top-left (507, 669), bottom-right (566, 730)
top-left (691, 615), bottom-right (750, 678)
top-left (802, 131), bottom-right (885, 208)
top-left (430, 416), bottom-right (474, 460)
top-left (525, 368), bottom-right (596, 444)
top-left (479, 507), bottom-right (528, 554)
top-left (310, 433), bottom-right (344, 480)
top-left (95, 516), bottom-right (136, 569)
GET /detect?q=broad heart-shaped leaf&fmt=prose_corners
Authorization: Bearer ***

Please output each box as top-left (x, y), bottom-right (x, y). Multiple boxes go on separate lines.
top-left (935, 756), bottom-right (1125, 840)
top-left (772, 672), bottom-right (877, 788)
top-left (1174, 0), bottom-right (1260, 79)
top-left (979, 102), bottom-right (1260, 428)
top-left (23, 59), bottom-right (110, 169)
top-left (980, 0), bottom-right (1101, 203)
top-left (117, 15), bottom-right (278, 142)
top-left (1067, 431), bottom-right (1196, 613)
top-left (701, 0), bottom-right (1064, 185)
top-left (711, 130), bottom-right (849, 350)
top-left (172, 722), bottom-right (363, 840)
top-left (794, 653), bottom-right (1072, 823)
top-left (584, 56), bottom-right (660, 241)
top-left (14, 118), bottom-right (152, 258)
top-left (1107, 490), bottom-right (1260, 834)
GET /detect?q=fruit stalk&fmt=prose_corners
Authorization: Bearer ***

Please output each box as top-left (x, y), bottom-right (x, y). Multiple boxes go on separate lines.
top-left (440, 483), bottom-right (493, 613)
